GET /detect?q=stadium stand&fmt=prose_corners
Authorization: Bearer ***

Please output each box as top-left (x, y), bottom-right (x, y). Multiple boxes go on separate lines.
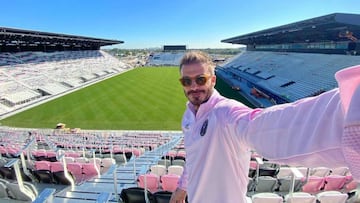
top-left (219, 13), bottom-right (360, 108)
top-left (0, 50), bottom-right (130, 118)
top-left (0, 27), bottom-right (129, 119)
top-left (146, 52), bottom-right (185, 66)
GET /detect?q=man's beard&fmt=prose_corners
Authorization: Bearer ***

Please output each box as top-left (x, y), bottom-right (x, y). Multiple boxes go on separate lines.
top-left (186, 88), bottom-right (213, 107)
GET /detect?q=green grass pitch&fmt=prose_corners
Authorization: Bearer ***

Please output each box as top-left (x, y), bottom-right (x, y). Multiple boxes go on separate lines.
top-left (0, 67), bottom-right (252, 130)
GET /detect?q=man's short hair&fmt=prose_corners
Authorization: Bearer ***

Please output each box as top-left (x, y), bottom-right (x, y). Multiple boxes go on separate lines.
top-left (179, 51), bottom-right (215, 75)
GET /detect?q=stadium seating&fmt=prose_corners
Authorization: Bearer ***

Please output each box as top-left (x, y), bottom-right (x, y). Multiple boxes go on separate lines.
top-left (0, 50), bottom-right (129, 116)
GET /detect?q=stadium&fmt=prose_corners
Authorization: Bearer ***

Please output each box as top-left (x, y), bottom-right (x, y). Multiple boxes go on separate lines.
top-left (0, 13), bottom-right (359, 202)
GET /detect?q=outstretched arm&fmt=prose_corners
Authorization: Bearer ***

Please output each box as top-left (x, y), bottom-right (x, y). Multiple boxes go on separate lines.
top-left (238, 65), bottom-right (360, 178)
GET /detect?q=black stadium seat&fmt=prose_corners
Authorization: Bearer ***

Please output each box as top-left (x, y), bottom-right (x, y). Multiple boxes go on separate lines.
top-left (120, 187), bottom-right (154, 203)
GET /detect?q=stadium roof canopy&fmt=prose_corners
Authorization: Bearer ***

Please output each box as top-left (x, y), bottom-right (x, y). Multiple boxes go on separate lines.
top-left (221, 13), bottom-right (360, 45)
top-left (0, 27), bottom-right (123, 51)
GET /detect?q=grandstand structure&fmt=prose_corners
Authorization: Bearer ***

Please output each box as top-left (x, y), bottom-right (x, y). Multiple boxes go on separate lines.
top-left (0, 27), bottom-right (130, 119)
top-left (219, 13), bottom-right (360, 107)
top-left (146, 45), bottom-right (186, 66)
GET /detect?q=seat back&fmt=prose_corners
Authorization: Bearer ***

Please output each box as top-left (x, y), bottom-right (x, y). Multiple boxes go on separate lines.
top-left (153, 191), bottom-right (172, 203)
top-left (138, 174), bottom-right (159, 193)
top-left (252, 192), bottom-right (283, 203)
top-left (171, 159), bottom-right (185, 167)
top-left (67, 163), bottom-right (82, 175)
top-left (120, 187), bottom-right (154, 203)
top-left (64, 157), bottom-right (75, 163)
top-left (277, 167), bottom-right (293, 178)
top-left (82, 163), bottom-right (100, 177)
top-left (150, 165), bottom-right (167, 176)
top-left (50, 162), bottom-right (64, 172)
top-left (161, 174), bottom-right (180, 192)
top-left (101, 158), bottom-right (115, 168)
top-left (316, 191), bottom-right (348, 203)
top-left (89, 158), bottom-right (102, 165)
top-left (330, 167), bottom-right (349, 176)
top-left (167, 165), bottom-right (184, 176)
top-left (35, 161), bottom-right (51, 170)
top-left (301, 176), bottom-right (325, 194)
top-left (311, 167), bottom-right (331, 177)
top-left (0, 181), bottom-right (8, 198)
top-left (255, 176), bottom-right (278, 193)
top-left (285, 192), bottom-right (316, 203)
top-left (278, 177), bottom-right (304, 193)
top-left (157, 160), bottom-right (171, 168)
top-left (75, 157), bottom-right (89, 163)
top-left (6, 182), bottom-right (37, 201)
top-left (323, 175), bottom-right (347, 191)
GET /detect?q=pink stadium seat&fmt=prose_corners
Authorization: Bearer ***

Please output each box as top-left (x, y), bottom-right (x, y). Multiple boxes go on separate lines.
top-left (323, 175), bottom-right (347, 191)
top-left (67, 162), bottom-right (82, 174)
top-left (0, 147), bottom-right (6, 156)
top-left (46, 151), bottom-right (57, 161)
top-left (82, 163), bottom-right (100, 176)
top-left (67, 162), bottom-right (83, 183)
top-left (138, 173), bottom-right (160, 193)
top-left (161, 174), bottom-right (180, 192)
top-left (7, 148), bottom-right (20, 157)
top-left (302, 176), bottom-right (326, 194)
top-left (176, 150), bottom-right (186, 159)
top-left (132, 149), bottom-right (141, 157)
top-left (250, 160), bottom-right (258, 170)
top-left (32, 150), bottom-right (47, 161)
top-left (50, 162), bottom-right (64, 172)
top-left (166, 150), bottom-right (177, 159)
top-left (344, 177), bottom-right (358, 192)
top-left (34, 161), bottom-right (51, 170)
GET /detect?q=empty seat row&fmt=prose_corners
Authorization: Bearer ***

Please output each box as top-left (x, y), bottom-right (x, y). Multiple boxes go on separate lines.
top-left (137, 173), bottom-right (180, 193)
top-left (251, 190), bottom-right (349, 203)
top-left (150, 165), bottom-right (184, 176)
top-left (247, 174), bottom-right (358, 195)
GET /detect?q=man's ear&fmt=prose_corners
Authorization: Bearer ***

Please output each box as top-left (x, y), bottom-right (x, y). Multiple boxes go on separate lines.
top-left (211, 75), bottom-right (217, 84)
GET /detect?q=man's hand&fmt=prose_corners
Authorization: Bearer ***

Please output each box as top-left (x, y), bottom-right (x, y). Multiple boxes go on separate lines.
top-left (170, 188), bottom-right (187, 203)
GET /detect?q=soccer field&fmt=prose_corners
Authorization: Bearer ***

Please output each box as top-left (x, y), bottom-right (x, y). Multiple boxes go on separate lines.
top-left (1, 67), bottom-right (187, 130)
top-left (0, 67), bottom-right (252, 130)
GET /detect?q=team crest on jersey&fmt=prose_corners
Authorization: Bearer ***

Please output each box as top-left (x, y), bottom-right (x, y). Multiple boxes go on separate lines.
top-left (200, 119), bottom-right (208, 137)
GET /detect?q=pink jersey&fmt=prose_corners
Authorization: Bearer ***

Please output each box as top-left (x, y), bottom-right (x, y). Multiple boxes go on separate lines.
top-left (178, 64), bottom-right (360, 203)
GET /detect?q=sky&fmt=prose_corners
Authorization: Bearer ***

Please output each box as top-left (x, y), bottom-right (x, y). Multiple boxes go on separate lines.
top-left (0, 0), bottom-right (359, 49)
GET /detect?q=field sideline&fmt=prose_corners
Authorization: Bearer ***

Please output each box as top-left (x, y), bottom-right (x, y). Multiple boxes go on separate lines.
top-left (0, 67), bottom-right (252, 130)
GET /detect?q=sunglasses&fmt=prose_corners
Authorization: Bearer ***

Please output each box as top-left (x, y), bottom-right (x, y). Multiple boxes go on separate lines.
top-left (179, 74), bottom-right (212, 87)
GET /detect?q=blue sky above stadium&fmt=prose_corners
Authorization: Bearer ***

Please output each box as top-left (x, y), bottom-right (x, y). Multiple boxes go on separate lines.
top-left (0, 0), bottom-right (358, 49)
